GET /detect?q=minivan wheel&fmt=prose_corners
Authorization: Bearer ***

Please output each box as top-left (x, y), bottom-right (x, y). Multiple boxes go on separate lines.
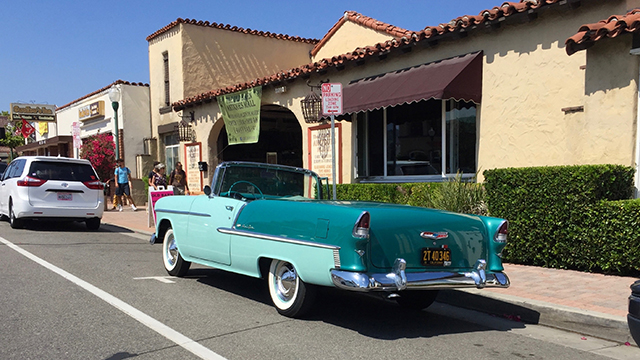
top-left (9, 201), bottom-right (23, 229)
top-left (86, 218), bottom-right (101, 231)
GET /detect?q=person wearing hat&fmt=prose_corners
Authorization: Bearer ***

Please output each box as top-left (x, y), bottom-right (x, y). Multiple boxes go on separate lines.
top-left (150, 162), bottom-right (168, 190)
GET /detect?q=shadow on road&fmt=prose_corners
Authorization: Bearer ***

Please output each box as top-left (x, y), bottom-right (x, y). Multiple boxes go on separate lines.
top-left (1, 219), bottom-right (136, 234)
top-left (188, 267), bottom-right (530, 340)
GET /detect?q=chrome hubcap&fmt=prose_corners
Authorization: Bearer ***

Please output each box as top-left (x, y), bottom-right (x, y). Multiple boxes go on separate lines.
top-left (166, 235), bottom-right (177, 267)
top-left (275, 263), bottom-right (297, 302)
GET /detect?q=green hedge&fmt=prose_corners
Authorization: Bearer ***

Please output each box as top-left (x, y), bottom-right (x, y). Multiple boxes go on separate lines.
top-left (336, 183), bottom-right (441, 206)
top-left (484, 164), bottom-right (639, 275)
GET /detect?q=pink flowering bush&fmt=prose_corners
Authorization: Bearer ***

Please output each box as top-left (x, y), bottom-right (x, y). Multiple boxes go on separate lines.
top-left (79, 133), bottom-right (115, 182)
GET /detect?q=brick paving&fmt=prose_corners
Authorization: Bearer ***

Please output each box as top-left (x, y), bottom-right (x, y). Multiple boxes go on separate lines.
top-left (101, 203), bottom-right (640, 320)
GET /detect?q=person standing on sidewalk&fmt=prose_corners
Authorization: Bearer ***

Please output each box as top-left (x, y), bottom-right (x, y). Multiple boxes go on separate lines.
top-left (169, 162), bottom-right (190, 195)
top-left (150, 163), bottom-right (168, 190)
top-left (148, 161), bottom-right (160, 188)
top-left (115, 158), bottom-right (138, 211)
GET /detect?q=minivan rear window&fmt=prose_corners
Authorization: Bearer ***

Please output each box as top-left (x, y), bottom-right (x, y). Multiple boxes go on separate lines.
top-left (28, 161), bottom-right (98, 182)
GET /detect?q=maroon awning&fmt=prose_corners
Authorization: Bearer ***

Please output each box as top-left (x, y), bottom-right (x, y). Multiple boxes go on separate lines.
top-left (343, 51), bottom-right (483, 114)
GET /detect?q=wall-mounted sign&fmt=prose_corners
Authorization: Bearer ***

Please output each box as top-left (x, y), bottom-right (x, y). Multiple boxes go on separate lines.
top-left (78, 101), bottom-right (105, 121)
top-left (308, 123), bottom-right (342, 183)
top-left (10, 103), bottom-right (56, 122)
top-left (185, 142), bottom-right (203, 193)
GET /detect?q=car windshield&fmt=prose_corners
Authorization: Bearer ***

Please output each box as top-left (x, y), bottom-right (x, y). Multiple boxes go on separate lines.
top-left (215, 163), bottom-right (323, 200)
top-left (28, 161), bottom-right (98, 182)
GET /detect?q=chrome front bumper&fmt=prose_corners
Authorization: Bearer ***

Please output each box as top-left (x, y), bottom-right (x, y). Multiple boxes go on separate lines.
top-left (331, 259), bottom-right (510, 292)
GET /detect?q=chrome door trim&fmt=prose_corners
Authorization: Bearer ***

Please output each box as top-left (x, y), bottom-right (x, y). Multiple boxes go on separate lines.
top-left (217, 227), bottom-right (340, 250)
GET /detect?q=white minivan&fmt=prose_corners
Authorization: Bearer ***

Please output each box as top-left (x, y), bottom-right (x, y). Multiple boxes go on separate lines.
top-left (0, 156), bottom-right (104, 230)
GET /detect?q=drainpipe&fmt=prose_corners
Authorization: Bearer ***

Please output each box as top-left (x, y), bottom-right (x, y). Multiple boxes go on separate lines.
top-left (631, 47), bottom-right (640, 197)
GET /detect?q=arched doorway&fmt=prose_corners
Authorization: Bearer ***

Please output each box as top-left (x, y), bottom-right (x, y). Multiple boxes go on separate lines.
top-left (216, 104), bottom-right (302, 167)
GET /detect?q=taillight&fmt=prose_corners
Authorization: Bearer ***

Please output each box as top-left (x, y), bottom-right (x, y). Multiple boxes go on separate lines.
top-left (495, 220), bottom-right (508, 243)
top-left (83, 180), bottom-right (104, 190)
top-left (17, 176), bottom-right (47, 187)
top-left (353, 212), bottom-right (370, 238)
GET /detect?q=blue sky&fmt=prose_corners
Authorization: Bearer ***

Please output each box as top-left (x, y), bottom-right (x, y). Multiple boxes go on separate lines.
top-left (0, 0), bottom-right (504, 111)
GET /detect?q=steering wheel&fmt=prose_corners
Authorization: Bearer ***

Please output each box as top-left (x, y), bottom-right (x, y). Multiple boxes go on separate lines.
top-left (227, 180), bottom-right (264, 200)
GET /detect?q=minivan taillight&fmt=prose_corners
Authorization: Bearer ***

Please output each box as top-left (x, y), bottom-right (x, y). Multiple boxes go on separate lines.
top-left (495, 220), bottom-right (508, 243)
top-left (353, 212), bottom-right (370, 239)
top-left (17, 176), bottom-right (47, 187)
top-left (83, 180), bottom-right (104, 190)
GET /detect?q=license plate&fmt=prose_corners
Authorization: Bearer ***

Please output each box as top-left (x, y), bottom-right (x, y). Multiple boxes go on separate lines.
top-left (57, 192), bottom-right (72, 201)
top-left (421, 247), bottom-right (451, 266)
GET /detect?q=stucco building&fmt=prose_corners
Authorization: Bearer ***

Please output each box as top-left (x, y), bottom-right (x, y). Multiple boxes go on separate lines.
top-left (20, 80), bottom-right (152, 178)
top-left (147, 0), bottom-right (640, 193)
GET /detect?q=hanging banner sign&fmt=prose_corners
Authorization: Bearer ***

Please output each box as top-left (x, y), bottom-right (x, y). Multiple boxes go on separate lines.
top-left (217, 86), bottom-right (262, 145)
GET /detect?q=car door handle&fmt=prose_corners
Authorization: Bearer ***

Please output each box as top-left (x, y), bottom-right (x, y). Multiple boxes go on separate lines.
top-left (225, 206), bottom-right (234, 211)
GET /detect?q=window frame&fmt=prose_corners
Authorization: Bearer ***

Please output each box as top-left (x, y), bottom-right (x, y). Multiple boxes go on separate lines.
top-left (355, 99), bottom-right (478, 183)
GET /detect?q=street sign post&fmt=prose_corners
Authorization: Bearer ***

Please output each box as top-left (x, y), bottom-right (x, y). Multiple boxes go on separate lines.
top-left (321, 83), bottom-right (342, 200)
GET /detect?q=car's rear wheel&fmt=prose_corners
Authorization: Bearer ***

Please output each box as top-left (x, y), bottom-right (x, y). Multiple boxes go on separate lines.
top-left (162, 227), bottom-right (190, 276)
top-left (267, 259), bottom-right (315, 318)
top-left (395, 290), bottom-right (439, 310)
top-left (86, 218), bottom-right (101, 231)
top-left (9, 200), bottom-right (23, 229)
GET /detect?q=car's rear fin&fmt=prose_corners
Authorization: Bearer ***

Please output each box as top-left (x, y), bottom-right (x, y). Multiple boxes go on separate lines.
top-left (495, 220), bottom-right (508, 243)
top-left (353, 211), bottom-right (370, 239)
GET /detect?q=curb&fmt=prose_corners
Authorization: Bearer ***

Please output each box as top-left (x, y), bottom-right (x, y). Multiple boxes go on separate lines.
top-left (101, 222), bottom-right (154, 237)
top-left (437, 289), bottom-right (633, 344)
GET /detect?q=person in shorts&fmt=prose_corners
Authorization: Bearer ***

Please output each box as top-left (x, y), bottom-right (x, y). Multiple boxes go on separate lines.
top-left (114, 158), bottom-right (137, 211)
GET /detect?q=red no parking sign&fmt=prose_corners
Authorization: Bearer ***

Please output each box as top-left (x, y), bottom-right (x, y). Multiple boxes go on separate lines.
top-left (321, 83), bottom-right (342, 116)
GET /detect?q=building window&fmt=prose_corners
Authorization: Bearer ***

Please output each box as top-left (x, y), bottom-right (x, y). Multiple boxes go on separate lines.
top-left (356, 98), bottom-right (477, 181)
top-left (163, 52), bottom-right (170, 107)
top-left (164, 133), bottom-right (179, 173)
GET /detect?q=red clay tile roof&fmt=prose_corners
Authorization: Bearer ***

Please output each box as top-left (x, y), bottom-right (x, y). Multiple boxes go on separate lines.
top-left (56, 80), bottom-right (149, 112)
top-left (311, 11), bottom-right (413, 57)
top-left (565, 9), bottom-right (640, 55)
top-left (172, 0), bottom-right (569, 110)
top-left (146, 18), bottom-right (319, 44)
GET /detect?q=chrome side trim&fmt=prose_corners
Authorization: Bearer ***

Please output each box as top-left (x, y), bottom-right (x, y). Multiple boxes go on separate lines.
top-left (155, 208), bottom-right (211, 217)
top-left (217, 227), bottom-right (340, 250)
top-left (331, 258), bottom-right (510, 292)
top-left (333, 249), bottom-right (341, 269)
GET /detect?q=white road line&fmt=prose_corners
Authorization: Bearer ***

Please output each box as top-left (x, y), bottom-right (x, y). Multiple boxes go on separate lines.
top-left (0, 236), bottom-right (226, 360)
top-left (134, 276), bottom-right (176, 283)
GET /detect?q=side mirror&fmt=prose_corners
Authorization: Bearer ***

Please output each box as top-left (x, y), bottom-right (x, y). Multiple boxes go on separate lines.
top-left (203, 185), bottom-right (212, 196)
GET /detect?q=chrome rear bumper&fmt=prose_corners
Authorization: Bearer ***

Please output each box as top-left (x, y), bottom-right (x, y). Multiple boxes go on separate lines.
top-left (331, 259), bottom-right (510, 292)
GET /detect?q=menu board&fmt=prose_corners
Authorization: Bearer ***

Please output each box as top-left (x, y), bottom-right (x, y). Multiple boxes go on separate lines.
top-left (184, 142), bottom-right (203, 193)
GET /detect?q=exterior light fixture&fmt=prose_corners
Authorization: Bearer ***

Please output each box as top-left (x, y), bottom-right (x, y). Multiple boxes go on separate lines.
top-left (301, 80), bottom-right (328, 123)
top-left (176, 111), bottom-right (194, 142)
top-left (108, 85), bottom-right (121, 160)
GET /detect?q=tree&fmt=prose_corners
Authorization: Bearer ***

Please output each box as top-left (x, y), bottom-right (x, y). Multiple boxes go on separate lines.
top-left (0, 121), bottom-right (26, 161)
top-left (79, 133), bottom-right (116, 182)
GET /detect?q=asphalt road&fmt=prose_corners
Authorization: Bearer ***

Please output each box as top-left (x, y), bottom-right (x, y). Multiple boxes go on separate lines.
top-left (0, 220), bottom-right (637, 360)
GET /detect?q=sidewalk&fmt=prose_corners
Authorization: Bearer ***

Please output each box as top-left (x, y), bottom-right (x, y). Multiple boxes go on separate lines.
top-left (101, 205), bottom-right (639, 345)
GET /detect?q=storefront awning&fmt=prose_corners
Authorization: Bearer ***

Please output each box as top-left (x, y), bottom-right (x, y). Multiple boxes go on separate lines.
top-left (16, 136), bottom-right (73, 152)
top-left (343, 51), bottom-right (483, 114)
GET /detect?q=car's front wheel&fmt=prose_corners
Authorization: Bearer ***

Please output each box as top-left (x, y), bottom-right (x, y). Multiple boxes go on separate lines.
top-left (267, 259), bottom-right (315, 318)
top-left (9, 200), bottom-right (23, 229)
top-left (395, 290), bottom-right (439, 310)
top-left (162, 227), bottom-right (190, 276)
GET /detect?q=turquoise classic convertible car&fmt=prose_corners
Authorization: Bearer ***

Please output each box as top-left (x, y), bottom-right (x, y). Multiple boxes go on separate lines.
top-left (151, 161), bottom-right (510, 317)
